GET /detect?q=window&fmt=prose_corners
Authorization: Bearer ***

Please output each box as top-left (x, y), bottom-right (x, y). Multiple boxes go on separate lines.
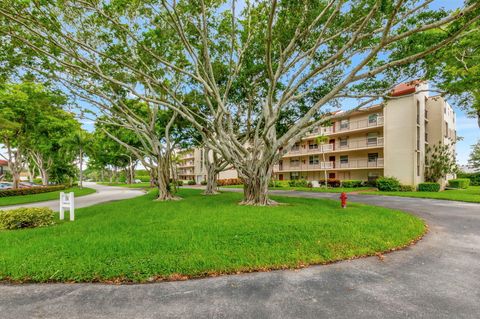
top-left (291, 143), bottom-right (300, 151)
top-left (328, 173), bottom-right (336, 179)
top-left (339, 137), bottom-right (348, 148)
top-left (416, 100), bottom-right (420, 124)
top-left (367, 132), bottom-right (378, 145)
top-left (290, 158), bottom-right (300, 167)
top-left (445, 122), bottom-right (448, 138)
top-left (340, 155), bottom-right (348, 164)
top-left (368, 113), bottom-right (378, 125)
top-left (340, 119), bottom-right (349, 130)
top-left (309, 141), bottom-right (318, 149)
top-left (309, 155), bottom-right (319, 165)
top-left (417, 152), bottom-right (420, 176)
top-left (368, 153), bottom-right (378, 162)
top-left (291, 172), bottom-right (300, 180)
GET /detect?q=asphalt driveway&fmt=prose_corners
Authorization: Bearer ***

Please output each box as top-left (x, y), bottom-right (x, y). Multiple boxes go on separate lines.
top-left (1, 189), bottom-right (479, 319)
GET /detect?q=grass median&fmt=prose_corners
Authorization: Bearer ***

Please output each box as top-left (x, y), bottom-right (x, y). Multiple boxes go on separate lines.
top-left (0, 188), bottom-right (425, 283)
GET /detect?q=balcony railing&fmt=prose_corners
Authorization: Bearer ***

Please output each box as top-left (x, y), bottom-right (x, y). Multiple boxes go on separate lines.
top-left (179, 161), bottom-right (195, 168)
top-left (307, 116), bottom-right (384, 136)
top-left (285, 137), bottom-right (383, 156)
top-left (180, 152), bottom-right (195, 160)
top-left (274, 158), bottom-right (384, 172)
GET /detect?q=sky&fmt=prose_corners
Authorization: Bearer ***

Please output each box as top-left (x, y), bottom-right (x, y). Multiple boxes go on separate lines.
top-left (32, 0), bottom-right (480, 166)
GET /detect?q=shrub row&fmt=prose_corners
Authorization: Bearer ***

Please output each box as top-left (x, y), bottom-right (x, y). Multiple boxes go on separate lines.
top-left (341, 180), bottom-right (363, 188)
top-left (217, 178), bottom-right (243, 186)
top-left (376, 177), bottom-right (424, 192)
top-left (448, 178), bottom-right (470, 189)
top-left (418, 182), bottom-right (441, 192)
top-left (457, 172), bottom-right (480, 186)
top-left (0, 185), bottom-right (66, 197)
top-left (136, 175), bottom-right (151, 183)
top-left (0, 207), bottom-right (55, 230)
top-left (187, 180), bottom-right (196, 185)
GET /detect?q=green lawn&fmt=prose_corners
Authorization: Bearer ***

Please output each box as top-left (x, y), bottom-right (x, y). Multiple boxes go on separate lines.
top-left (363, 186), bottom-right (480, 203)
top-left (99, 182), bottom-right (152, 189)
top-left (0, 189), bottom-right (425, 283)
top-left (0, 187), bottom-right (96, 207)
top-left (224, 185), bottom-right (374, 193)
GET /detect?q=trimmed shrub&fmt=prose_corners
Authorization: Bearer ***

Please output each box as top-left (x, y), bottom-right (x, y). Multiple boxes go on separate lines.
top-left (319, 179), bottom-right (341, 187)
top-left (0, 207), bottom-right (55, 230)
top-left (200, 180), bottom-right (207, 185)
top-left (0, 185), bottom-right (66, 197)
top-left (217, 178), bottom-right (243, 186)
top-left (176, 180), bottom-right (184, 187)
top-left (341, 180), bottom-right (363, 188)
top-left (136, 175), bottom-right (151, 183)
top-left (376, 176), bottom-right (401, 192)
top-left (418, 182), bottom-right (440, 192)
top-left (399, 184), bottom-right (415, 192)
top-left (457, 172), bottom-right (480, 186)
top-left (448, 178), bottom-right (470, 189)
top-left (288, 179), bottom-right (308, 187)
top-left (187, 180), bottom-right (196, 185)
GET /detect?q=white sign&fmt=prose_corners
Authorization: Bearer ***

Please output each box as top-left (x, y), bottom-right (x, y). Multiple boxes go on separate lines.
top-left (59, 192), bottom-right (75, 221)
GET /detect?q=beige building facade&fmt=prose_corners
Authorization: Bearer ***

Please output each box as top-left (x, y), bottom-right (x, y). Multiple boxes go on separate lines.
top-left (177, 148), bottom-right (238, 184)
top-left (273, 82), bottom-right (457, 187)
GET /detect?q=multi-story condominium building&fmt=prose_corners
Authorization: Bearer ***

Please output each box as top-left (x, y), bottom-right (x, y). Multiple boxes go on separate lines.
top-left (273, 81), bottom-right (457, 187)
top-left (177, 148), bottom-right (238, 184)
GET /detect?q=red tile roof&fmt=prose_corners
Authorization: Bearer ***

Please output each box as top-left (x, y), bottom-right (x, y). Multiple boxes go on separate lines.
top-left (0, 160), bottom-right (8, 166)
top-left (390, 80), bottom-right (422, 97)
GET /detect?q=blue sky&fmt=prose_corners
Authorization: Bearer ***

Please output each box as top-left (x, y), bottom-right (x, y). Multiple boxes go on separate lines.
top-left (429, 0), bottom-right (478, 164)
top-left (78, 0), bottom-right (478, 165)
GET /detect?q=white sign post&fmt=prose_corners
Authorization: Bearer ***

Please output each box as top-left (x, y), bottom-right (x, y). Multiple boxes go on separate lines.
top-left (59, 192), bottom-right (75, 221)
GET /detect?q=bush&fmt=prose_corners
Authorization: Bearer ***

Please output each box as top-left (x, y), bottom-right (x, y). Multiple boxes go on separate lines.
top-left (200, 180), bottom-right (208, 185)
top-left (418, 182), bottom-right (440, 192)
top-left (399, 184), bottom-right (415, 192)
top-left (376, 176), bottom-right (401, 192)
top-left (217, 178), bottom-right (243, 186)
top-left (187, 180), bottom-right (196, 185)
top-left (176, 180), bottom-right (184, 186)
top-left (319, 179), bottom-right (341, 187)
top-left (136, 175), bottom-right (151, 183)
top-left (288, 179), bottom-right (308, 187)
top-left (0, 207), bottom-right (55, 230)
top-left (457, 172), bottom-right (480, 186)
top-left (448, 178), bottom-right (470, 189)
top-left (0, 185), bottom-right (66, 197)
top-left (341, 180), bottom-right (363, 188)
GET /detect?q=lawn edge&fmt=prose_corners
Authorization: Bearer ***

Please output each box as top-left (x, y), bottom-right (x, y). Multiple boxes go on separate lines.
top-left (0, 219), bottom-right (428, 285)
top-left (0, 187), bottom-right (97, 207)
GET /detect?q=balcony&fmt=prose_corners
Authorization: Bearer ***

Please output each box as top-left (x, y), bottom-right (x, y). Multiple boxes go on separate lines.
top-left (274, 158), bottom-right (384, 172)
top-left (284, 137), bottom-right (384, 157)
top-left (180, 152), bottom-right (195, 160)
top-left (179, 161), bottom-right (195, 168)
top-left (306, 116), bottom-right (384, 137)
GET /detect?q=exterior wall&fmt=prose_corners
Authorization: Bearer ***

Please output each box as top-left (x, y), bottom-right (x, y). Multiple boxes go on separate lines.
top-left (177, 148), bottom-right (238, 183)
top-left (274, 81), bottom-right (456, 187)
top-left (383, 83), bottom-right (429, 186)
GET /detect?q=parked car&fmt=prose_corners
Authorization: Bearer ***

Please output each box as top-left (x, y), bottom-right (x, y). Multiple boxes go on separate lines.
top-left (0, 182), bottom-right (13, 189)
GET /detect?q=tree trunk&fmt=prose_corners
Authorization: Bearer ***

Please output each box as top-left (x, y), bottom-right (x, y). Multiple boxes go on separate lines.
top-left (240, 162), bottom-right (276, 206)
top-left (40, 169), bottom-right (49, 186)
top-left (79, 148), bottom-right (83, 188)
top-left (204, 163), bottom-right (218, 195)
top-left (12, 171), bottom-right (21, 189)
top-left (155, 155), bottom-right (179, 201)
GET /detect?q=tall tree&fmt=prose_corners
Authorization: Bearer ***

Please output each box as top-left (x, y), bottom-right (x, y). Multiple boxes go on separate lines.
top-left (1, 1), bottom-right (478, 204)
top-left (469, 140), bottom-right (480, 170)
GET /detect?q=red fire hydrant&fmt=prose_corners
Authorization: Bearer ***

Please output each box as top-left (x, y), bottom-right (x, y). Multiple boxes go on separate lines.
top-left (340, 192), bottom-right (348, 208)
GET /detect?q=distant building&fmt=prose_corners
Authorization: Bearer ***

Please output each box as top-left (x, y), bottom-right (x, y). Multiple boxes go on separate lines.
top-left (272, 81), bottom-right (457, 187)
top-left (0, 159), bottom-right (8, 178)
top-left (176, 148), bottom-right (238, 184)
top-left (458, 165), bottom-right (479, 174)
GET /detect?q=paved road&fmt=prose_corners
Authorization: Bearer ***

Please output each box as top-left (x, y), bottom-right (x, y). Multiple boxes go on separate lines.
top-left (1, 189), bottom-right (479, 319)
top-left (0, 182), bottom-right (144, 211)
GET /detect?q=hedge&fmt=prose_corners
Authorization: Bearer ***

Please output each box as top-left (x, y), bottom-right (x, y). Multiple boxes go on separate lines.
top-left (448, 178), bottom-right (470, 189)
top-left (136, 175), bottom-right (151, 183)
top-left (418, 182), bottom-right (440, 192)
top-left (341, 180), bottom-right (363, 188)
top-left (187, 180), bottom-right (196, 185)
top-left (319, 179), bottom-right (341, 187)
top-left (288, 179), bottom-right (309, 187)
top-left (217, 178), bottom-right (243, 186)
top-left (0, 207), bottom-right (55, 230)
top-left (399, 184), bottom-right (415, 192)
top-left (0, 185), bottom-right (66, 197)
top-left (457, 172), bottom-right (480, 186)
top-left (376, 176), bottom-right (401, 191)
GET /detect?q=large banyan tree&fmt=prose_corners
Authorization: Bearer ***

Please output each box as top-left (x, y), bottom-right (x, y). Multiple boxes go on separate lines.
top-left (1, 0), bottom-right (478, 204)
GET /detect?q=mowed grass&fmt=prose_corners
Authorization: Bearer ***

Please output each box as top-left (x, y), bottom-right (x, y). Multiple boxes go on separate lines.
top-left (363, 186), bottom-right (480, 203)
top-left (0, 189), bottom-right (425, 283)
top-left (224, 185), bottom-right (374, 193)
top-left (0, 187), bottom-right (96, 207)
